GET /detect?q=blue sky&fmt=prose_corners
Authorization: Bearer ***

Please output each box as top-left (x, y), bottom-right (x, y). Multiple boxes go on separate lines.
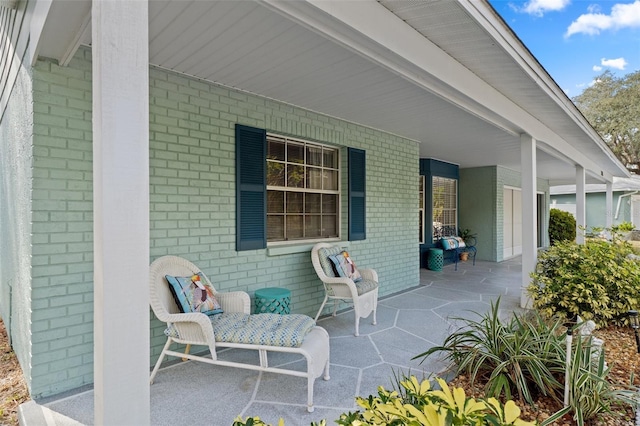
top-left (488, 0), bottom-right (640, 97)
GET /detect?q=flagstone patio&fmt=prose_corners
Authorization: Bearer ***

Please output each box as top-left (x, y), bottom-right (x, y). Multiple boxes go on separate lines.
top-left (21, 257), bottom-right (525, 426)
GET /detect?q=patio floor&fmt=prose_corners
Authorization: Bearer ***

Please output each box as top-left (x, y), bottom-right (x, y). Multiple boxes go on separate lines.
top-left (21, 257), bottom-right (525, 426)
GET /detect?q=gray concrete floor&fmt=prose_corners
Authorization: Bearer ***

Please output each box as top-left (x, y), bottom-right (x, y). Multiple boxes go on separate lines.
top-left (20, 257), bottom-right (524, 426)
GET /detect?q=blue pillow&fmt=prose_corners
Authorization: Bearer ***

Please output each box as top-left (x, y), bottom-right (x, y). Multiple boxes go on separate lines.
top-left (328, 251), bottom-right (362, 282)
top-left (165, 272), bottom-right (223, 316)
top-left (441, 237), bottom-right (466, 250)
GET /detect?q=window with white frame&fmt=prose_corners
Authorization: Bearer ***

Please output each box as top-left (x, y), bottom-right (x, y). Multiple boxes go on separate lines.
top-left (432, 176), bottom-right (457, 242)
top-left (266, 134), bottom-right (340, 242)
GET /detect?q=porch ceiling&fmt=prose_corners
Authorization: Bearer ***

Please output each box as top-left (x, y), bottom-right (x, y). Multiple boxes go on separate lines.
top-left (35, 0), bottom-right (629, 185)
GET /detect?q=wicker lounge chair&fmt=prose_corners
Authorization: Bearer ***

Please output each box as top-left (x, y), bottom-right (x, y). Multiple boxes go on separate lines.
top-left (311, 243), bottom-right (378, 336)
top-left (149, 255), bottom-right (330, 412)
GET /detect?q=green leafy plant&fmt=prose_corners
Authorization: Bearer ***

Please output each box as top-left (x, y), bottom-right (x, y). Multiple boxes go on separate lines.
top-left (335, 376), bottom-right (537, 426)
top-left (529, 238), bottom-right (640, 326)
top-left (413, 298), bottom-right (566, 406)
top-left (614, 221), bottom-right (634, 232)
top-left (549, 208), bottom-right (576, 245)
top-left (458, 228), bottom-right (477, 245)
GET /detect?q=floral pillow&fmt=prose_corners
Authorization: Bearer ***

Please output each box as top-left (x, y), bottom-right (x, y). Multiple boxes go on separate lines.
top-left (165, 272), bottom-right (223, 316)
top-left (328, 251), bottom-right (362, 282)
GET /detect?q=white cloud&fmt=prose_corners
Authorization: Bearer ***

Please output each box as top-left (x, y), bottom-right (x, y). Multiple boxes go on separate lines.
top-left (601, 57), bottom-right (628, 69)
top-left (565, 0), bottom-right (640, 37)
top-left (592, 65), bottom-right (603, 71)
top-left (521, 0), bottom-right (571, 17)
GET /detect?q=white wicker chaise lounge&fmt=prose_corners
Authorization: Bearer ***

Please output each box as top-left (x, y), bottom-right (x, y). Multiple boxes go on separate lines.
top-left (149, 255), bottom-right (330, 412)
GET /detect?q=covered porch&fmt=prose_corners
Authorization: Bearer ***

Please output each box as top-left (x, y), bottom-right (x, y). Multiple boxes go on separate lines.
top-left (1, 0), bottom-right (631, 423)
top-left (23, 258), bottom-right (524, 425)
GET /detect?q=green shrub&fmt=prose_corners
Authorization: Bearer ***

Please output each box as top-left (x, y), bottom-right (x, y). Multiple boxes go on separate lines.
top-left (549, 208), bottom-right (576, 245)
top-left (529, 239), bottom-right (640, 326)
top-left (413, 298), bottom-right (566, 406)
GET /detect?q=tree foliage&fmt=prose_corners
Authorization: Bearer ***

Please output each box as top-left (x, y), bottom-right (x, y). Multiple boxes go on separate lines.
top-left (572, 70), bottom-right (640, 172)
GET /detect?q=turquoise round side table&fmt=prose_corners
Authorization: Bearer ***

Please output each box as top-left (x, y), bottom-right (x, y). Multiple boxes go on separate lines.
top-left (254, 287), bottom-right (291, 314)
top-left (428, 248), bottom-right (444, 271)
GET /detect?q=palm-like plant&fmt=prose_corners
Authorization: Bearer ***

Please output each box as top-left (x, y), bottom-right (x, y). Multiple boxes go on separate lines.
top-left (413, 298), bottom-right (566, 405)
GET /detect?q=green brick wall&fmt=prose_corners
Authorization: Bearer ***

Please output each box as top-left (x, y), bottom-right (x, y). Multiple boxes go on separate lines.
top-left (460, 166), bottom-right (549, 262)
top-left (26, 47), bottom-right (420, 398)
top-left (30, 50), bottom-right (94, 399)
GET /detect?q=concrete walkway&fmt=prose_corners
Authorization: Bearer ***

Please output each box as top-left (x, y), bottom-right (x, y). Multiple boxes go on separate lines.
top-left (20, 257), bottom-right (524, 426)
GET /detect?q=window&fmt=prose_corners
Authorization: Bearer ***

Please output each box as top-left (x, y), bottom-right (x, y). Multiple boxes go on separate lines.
top-left (419, 175), bottom-right (425, 244)
top-left (236, 124), bottom-right (365, 251)
top-left (432, 176), bottom-right (457, 242)
top-left (266, 135), bottom-right (340, 242)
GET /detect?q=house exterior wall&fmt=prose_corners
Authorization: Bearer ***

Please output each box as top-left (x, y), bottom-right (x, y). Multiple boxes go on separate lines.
top-left (29, 50), bottom-right (95, 399)
top-left (459, 167), bottom-right (497, 262)
top-left (459, 166), bottom-right (549, 262)
top-left (551, 192), bottom-right (632, 229)
top-left (0, 62), bottom-right (34, 389)
top-left (25, 47), bottom-right (420, 398)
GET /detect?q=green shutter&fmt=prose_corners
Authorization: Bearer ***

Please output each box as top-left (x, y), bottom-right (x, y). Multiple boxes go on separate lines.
top-left (348, 148), bottom-right (366, 241)
top-left (236, 124), bottom-right (266, 251)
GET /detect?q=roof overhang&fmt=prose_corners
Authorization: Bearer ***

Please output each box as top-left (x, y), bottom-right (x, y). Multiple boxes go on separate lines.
top-left (28, 0), bottom-right (630, 185)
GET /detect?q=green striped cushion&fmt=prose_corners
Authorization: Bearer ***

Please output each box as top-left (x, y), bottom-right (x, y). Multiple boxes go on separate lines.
top-left (164, 312), bottom-right (315, 348)
top-left (355, 278), bottom-right (378, 295)
top-left (318, 246), bottom-right (342, 277)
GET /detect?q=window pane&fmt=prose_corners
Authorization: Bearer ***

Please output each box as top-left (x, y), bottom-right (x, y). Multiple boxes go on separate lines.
top-left (305, 215), bottom-right (322, 238)
top-left (287, 143), bottom-right (304, 164)
top-left (307, 167), bottom-right (323, 189)
top-left (322, 215), bottom-right (338, 237)
top-left (267, 190), bottom-right (284, 213)
top-left (323, 170), bottom-right (338, 190)
top-left (266, 135), bottom-right (340, 243)
top-left (307, 146), bottom-right (322, 166)
top-left (286, 215), bottom-right (304, 239)
top-left (431, 176), bottom-right (457, 242)
top-left (286, 192), bottom-right (303, 213)
top-left (267, 215), bottom-right (284, 241)
top-left (268, 139), bottom-right (285, 161)
top-left (323, 149), bottom-right (337, 168)
top-left (287, 164), bottom-right (305, 188)
top-left (322, 194), bottom-right (337, 214)
top-left (267, 162), bottom-right (285, 187)
top-left (305, 193), bottom-right (321, 213)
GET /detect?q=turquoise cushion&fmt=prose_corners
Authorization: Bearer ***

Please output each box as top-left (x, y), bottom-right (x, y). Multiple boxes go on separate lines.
top-left (165, 272), bottom-right (223, 317)
top-left (441, 237), bottom-right (465, 250)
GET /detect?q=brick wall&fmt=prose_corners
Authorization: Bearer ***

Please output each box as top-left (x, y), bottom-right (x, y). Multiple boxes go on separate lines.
top-left (30, 50), bottom-right (94, 398)
top-left (27, 47), bottom-right (420, 398)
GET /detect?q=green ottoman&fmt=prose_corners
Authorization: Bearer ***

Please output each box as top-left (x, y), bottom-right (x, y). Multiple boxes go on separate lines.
top-left (254, 287), bottom-right (291, 314)
top-left (428, 248), bottom-right (444, 271)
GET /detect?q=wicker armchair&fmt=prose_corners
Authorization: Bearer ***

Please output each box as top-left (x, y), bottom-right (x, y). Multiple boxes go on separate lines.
top-left (311, 243), bottom-right (378, 336)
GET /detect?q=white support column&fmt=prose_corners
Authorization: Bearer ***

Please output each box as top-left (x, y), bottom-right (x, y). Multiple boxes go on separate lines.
top-left (575, 166), bottom-right (586, 244)
top-left (605, 181), bottom-right (613, 230)
top-left (520, 134), bottom-right (537, 309)
top-left (92, 1), bottom-right (150, 424)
